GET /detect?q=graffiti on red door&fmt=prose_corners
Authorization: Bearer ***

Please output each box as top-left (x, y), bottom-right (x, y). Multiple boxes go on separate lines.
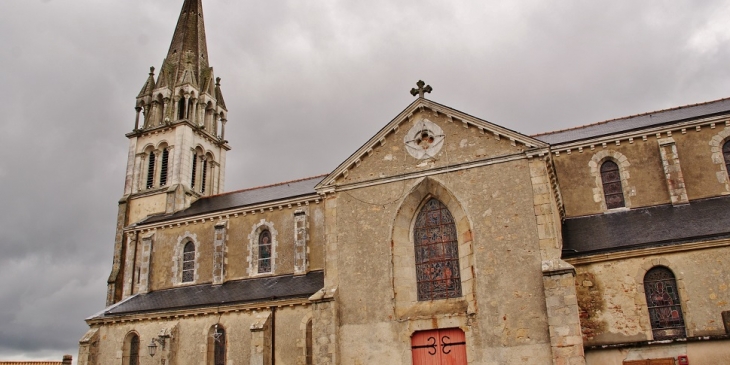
top-left (411, 328), bottom-right (467, 365)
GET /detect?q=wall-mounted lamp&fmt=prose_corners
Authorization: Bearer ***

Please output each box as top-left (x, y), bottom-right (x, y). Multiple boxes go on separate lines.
top-left (147, 336), bottom-right (167, 357)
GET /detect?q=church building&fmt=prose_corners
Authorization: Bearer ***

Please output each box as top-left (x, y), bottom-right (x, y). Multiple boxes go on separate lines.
top-left (78, 1), bottom-right (730, 364)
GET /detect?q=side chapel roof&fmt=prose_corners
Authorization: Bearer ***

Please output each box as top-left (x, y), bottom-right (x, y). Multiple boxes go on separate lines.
top-left (140, 175), bottom-right (325, 225)
top-left (98, 271), bottom-right (324, 317)
top-left (534, 97), bottom-right (730, 145)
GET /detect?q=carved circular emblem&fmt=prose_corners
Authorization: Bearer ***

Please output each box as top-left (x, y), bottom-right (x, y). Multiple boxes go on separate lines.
top-left (404, 119), bottom-right (445, 160)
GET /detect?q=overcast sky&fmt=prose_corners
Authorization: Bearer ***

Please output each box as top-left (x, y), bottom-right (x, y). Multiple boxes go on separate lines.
top-left (1, 0), bottom-right (730, 362)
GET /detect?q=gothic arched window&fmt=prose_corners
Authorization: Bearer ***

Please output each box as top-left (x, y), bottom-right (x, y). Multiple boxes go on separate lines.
top-left (182, 241), bottom-right (195, 283)
top-left (601, 160), bottom-right (625, 209)
top-left (644, 266), bottom-right (686, 339)
top-left (122, 332), bottom-right (140, 365)
top-left (723, 140), bottom-right (730, 178)
top-left (146, 152), bottom-right (156, 189)
top-left (160, 148), bottom-right (169, 186)
top-left (414, 198), bottom-right (461, 301)
top-left (258, 230), bottom-right (272, 273)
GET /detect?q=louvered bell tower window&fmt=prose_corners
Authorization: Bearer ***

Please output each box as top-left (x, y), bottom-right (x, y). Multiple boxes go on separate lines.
top-left (146, 152), bottom-right (156, 189)
top-left (191, 153), bottom-right (197, 189)
top-left (160, 148), bottom-right (169, 186)
top-left (201, 159), bottom-right (208, 193)
top-left (600, 160), bottom-right (625, 209)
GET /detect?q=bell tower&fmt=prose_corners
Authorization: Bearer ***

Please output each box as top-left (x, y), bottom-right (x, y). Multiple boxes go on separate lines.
top-left (107, 0), bottom-right (230, 305)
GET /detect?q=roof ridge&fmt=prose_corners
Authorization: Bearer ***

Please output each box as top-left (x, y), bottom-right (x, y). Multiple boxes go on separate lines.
top-left (531, 96), bottom-right (730, 137)
top-left (205, 174), bottom-right (327, 199)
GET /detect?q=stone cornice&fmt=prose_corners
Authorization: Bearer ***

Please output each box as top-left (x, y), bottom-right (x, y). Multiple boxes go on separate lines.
top-left (126, 120), bottom-right (231, 150)
top-left (549, 115), bottom-right (730, 157)
top-left (565, 237), bottom-right (730, 265)
top-left (126, 194), bottom-right (321, 233)
top-left (86, 297), bottom-right (311, 326)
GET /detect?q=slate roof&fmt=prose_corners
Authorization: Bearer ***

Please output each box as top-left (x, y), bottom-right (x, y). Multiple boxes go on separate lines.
top-left (141, 175), bottom-right (324, 224)
top-left (534, 97), bottom-right (730, 145)
top-left (100, 271), bottom-right (324, 317)
top-left (562, 195), bottom-right (730, 258)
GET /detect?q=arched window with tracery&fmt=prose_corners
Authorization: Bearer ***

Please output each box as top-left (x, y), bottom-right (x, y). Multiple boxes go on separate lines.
top-left (414, 198), bottom-right (461, 301)
top-left (160, 148), bottom-right (169, 186)
top-left (644, 266), bottom-right (686, 339)
top-left (182, 241), bottom-right (195, 283)
top-left (723, 140), bottom-right (730, 178)
top-left (122, 332), bottom-right (140, 365)
top-left (601, 160), bottom-right (625, 209)
top-left (146, 151), bottom-right (156, 189)
top-left (258, 230), bottom-right (272, 273)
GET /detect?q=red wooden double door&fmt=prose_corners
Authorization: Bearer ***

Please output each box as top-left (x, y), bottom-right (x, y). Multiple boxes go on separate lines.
top-left (411, 328), bottom-right (467, 365)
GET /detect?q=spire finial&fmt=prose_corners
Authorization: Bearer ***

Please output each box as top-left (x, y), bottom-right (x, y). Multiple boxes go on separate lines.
top-left (216, 77), bottom-right (221, 86)
top-left (410, 80), bottom-right (433, 98)
top-left (149, 66), bottom-right (155, 75)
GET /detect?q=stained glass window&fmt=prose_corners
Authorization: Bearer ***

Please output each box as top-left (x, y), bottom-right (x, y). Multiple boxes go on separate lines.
top-left (601, 160), bottom-right (625, 209)
top-left (258, 230), bottom-right (272, 273)
top-left (644, 266), bottom-right (686, 340)
top-left (414, 198), bottom-right (461, 301)
top-left (182, 241), bottom-right (195, 283)
top-left (723, 140), bottom-right (730, 178)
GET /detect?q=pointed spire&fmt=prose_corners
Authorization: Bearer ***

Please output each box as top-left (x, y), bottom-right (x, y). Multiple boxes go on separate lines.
top-left (137, 67), bottom-right (156, 98)
top-left (160, 0), bottom-right (210, 89)
top-left (215, 77), bottom-right (227, 110)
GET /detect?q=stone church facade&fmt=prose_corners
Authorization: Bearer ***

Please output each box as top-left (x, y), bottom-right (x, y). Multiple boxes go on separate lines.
top-left (78, 1), bottom-right (730, 364)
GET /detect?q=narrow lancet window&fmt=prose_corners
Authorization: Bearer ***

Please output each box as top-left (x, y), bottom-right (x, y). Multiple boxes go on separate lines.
top-left (214, 326), bottom-right (226, 365)
top-left (306, 320), bottom-right (313, 365)
top-left (258, 230), bottom-right (272, 273)
top-left (414, 198), bottom-right (461, 301)
top-left (178, 98), bottom-right (186, 120)
top-left (160, 148), bottom-right (169, 186)
top-left (601, 160), bottom-right (625, 209)
top-left (644, 266), bottom-right (686, 339)
top-left (123, 333), bottom-right (140, 365)
top-left (146, 152), bottom-right (156, 189)
top-left (182, 241), bottom-right (195, 283)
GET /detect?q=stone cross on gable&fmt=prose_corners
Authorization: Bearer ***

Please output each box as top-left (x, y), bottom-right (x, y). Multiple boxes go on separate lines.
top-left (410, 80), bottom-right (433, 98)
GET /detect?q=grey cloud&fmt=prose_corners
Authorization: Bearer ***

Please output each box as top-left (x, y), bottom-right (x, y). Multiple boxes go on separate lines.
top-left (1, 0), bottom-right (730, 361)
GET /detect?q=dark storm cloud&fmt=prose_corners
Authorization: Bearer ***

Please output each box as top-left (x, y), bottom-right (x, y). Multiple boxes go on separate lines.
top-left (1, 0), bottom-right (729, 361)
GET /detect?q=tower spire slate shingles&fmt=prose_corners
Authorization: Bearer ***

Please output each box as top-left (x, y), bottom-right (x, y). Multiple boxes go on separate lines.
top-left (162, 0), bottom-right (209, 89)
